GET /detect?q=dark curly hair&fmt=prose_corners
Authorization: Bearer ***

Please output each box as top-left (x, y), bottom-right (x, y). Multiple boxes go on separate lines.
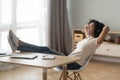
top-left (88, 19), bottom-right (105, 38)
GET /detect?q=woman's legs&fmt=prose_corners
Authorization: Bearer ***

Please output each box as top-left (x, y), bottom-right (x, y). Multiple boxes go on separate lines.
top-left (17, 42), bottom-right (65, 56)
top-left (8, 30), bottom-right (65, 56)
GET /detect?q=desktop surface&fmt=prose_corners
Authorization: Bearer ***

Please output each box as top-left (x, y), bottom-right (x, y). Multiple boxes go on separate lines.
top-left (0, 53), bottom-right (81, 69)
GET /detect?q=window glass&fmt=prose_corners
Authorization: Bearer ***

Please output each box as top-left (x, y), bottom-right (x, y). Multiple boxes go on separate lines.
top-left (0, 0), bottom-right (11, 24)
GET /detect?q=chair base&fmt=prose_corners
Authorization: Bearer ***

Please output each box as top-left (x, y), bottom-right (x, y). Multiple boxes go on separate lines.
top-left (59, 71), bottom-right (82, 80)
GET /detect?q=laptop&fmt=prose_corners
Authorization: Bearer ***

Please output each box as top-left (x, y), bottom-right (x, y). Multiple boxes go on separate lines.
top-left (10, 54), bottom-right (38, 59)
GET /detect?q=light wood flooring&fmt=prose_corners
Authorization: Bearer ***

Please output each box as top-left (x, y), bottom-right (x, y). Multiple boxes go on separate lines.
top-left (0, 60), bottom-right (120, 80)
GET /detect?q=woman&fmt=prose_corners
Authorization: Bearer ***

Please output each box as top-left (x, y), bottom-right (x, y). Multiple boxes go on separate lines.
top-left (8, 19), bottom-right (109, 70)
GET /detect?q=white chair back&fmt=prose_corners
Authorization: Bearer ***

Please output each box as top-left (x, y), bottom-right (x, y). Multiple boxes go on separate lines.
top-left (69, 53), bottom-right (93, 72)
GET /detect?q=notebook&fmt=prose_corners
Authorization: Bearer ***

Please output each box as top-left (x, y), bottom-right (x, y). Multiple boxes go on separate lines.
top-left (10, 54), bottom-right (38, 59)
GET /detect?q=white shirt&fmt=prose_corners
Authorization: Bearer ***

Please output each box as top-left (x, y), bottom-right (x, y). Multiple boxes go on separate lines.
top-left (68, 37), bottom-right (101, 66)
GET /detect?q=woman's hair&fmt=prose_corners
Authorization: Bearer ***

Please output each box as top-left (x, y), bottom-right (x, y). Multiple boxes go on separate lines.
top-left (88, 19), bottom-right (105, 38)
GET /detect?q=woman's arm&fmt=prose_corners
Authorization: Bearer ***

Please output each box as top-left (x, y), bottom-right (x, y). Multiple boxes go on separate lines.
top-left (97, 26), bottom-right (110, 44)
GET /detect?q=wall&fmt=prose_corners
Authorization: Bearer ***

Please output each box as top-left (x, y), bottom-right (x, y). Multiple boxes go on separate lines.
top-left (68, 0), bottom-right (120, 31)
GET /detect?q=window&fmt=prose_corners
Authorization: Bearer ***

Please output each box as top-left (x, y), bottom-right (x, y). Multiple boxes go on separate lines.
top-left (0, 0), bottom-right (49, 51)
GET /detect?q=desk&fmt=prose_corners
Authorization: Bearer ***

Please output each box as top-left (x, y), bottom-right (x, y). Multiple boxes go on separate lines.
top-left (0, 53), bottom-right (80, 80)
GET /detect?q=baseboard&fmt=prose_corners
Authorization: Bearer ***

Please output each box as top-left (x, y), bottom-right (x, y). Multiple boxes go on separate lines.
top-left (92, 55), bottom-right (120, 63)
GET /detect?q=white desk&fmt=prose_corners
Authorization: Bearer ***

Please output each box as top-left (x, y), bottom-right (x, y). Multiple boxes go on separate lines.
top-left (0, 52), bottom-right (80, 80)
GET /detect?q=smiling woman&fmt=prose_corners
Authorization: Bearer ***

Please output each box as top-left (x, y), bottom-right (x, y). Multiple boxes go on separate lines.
top-left (0, 0), bottom-right (50, 50)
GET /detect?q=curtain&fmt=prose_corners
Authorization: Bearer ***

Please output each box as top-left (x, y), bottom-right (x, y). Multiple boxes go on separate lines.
top-left (0, 0), bottom-right (49, 50)
top-left (49, 0), bottom-right (72, 55)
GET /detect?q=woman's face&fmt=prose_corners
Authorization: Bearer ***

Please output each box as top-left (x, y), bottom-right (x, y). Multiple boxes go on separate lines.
top-left (89, 22), bottom-right (95, 36)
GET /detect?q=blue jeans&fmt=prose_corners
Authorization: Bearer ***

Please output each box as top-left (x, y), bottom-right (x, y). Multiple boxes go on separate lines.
top-left (18, 42), bottom-right (65, 55)
top-left (17, 42), bottom-right (81, 69)
top-left (57, 62), bottom-right (81, 70)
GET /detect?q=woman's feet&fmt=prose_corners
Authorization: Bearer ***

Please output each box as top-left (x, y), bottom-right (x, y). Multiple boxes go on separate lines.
top-left (8, 30), bottom-right (20, 52)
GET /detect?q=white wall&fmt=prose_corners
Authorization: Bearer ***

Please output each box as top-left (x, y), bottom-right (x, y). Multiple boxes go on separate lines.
top-left (68, 0), bottom-right (120, 31)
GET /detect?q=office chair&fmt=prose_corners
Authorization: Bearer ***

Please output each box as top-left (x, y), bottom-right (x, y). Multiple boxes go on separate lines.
top-left (54, 54), bottom-right (93, 80)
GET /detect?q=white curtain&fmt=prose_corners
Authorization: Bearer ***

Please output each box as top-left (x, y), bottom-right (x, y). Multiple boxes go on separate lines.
top-left (0, 0), bottom-right (50, 51)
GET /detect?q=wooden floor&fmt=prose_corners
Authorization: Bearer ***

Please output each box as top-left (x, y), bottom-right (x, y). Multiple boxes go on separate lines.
top-left (0, 60), bottom-right (120, 80)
